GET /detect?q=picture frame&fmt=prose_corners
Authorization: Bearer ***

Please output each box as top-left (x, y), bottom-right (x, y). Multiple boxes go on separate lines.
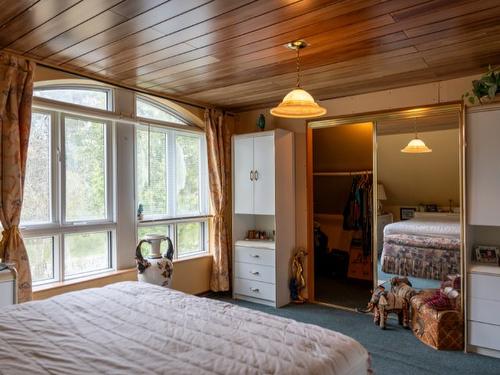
top-left (400, 207), bottom-right (416, 221)
top-left (474, 245), bottom-right (500, 264)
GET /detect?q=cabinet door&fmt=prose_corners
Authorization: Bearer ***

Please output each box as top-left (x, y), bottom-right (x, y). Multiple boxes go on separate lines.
top-left (234, 137), bottom-right (254, 214)
top-left (468, 110), bottom-right (500, 225)
top-left (253, 135), bottom-right (275, 215)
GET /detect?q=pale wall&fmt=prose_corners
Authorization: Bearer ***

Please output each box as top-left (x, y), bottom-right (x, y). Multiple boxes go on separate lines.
top-left (235, 74), bottom-right (477, 298)
top-left (378, 128), bottom-right (460, 208)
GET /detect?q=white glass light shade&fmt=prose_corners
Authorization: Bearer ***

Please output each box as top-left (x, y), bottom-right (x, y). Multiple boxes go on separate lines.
top-left (401, 138), bottom-right (432, 153)
top-left (270, 88), bottom-right (327, 118)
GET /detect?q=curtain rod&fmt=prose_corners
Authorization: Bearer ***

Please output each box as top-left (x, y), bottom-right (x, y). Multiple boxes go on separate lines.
top-left (4, 50), bottom-right (237, 115)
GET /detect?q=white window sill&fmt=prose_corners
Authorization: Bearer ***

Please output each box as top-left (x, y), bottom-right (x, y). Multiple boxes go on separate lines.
top-left (33, 253), bottom-right (213, 293)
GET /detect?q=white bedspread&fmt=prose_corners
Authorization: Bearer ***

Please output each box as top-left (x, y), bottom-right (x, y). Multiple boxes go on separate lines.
top-left (0, 282), bottom-right (370, 375)
top-left (384, 215), bottom-right (460, 239)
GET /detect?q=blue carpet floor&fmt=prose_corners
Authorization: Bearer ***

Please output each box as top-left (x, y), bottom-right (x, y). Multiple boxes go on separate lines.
top-left (213, 296), bottom-right (500, 375)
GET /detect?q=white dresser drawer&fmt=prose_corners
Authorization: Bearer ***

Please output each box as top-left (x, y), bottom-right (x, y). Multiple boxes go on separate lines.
top-left (235, 246), bottom-right (275, 267)
top-left (234, 278), bottom-right (275, 302)
top-left (469, 273), bottom-right (500, 302)
top-left (235, 262), bottom-right (275, 284)
top-left (470, 297), bottom-right (500, 326)
top-left (469, 321), bottom-right (500, 351)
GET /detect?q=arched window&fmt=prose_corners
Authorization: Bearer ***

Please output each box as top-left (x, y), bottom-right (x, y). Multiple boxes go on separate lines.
top-left (135, 95), bottom-right (187, 125)
top-left (34, 85), bottom-right (112, 110)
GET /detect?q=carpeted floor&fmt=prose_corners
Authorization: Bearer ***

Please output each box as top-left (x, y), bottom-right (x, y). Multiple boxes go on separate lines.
top-left (212, 295), bottom-right (500, 375)
top-left (315, 275), bottom-right (372, 309)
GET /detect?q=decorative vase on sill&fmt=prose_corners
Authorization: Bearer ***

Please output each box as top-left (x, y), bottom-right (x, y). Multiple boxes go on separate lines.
top-left (135, 235), bottom-right (174, 287)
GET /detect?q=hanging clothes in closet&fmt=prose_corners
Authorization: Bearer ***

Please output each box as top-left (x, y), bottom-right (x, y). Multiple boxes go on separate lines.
top-left (343, 174), bottom-right (373, 256)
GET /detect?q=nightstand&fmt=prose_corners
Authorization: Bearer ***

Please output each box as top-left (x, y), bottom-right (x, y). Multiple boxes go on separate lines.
top-left (377, 213), bottom-right (393, 255)
top-left (0, 266), bottom-right (17, 308)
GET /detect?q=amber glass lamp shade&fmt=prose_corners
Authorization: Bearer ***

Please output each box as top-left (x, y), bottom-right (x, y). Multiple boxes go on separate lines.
top-left (270, 88), bottom-right (327, 119)
top-left (401, 137), bottom-right (432, 153)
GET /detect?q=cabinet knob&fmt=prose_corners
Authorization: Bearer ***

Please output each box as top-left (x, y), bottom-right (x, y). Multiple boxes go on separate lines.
top-left (250, 170), bottom-right (254, 181)
top-left (250, 270), bottom-right (260, 275)
top-left (254, 170), bottom-right (259, 180)
top-left (250, 254), bottom-right (260, 258)
top-left (250, 287), bottom-right (260, 292)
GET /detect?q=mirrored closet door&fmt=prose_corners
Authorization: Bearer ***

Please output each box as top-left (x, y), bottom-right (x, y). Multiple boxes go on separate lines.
top-left (376, 110), bottom-right (462, 291)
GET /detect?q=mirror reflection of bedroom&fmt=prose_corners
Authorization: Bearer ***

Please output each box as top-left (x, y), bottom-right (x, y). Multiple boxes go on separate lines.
top-left (313, 122), bottom-right (374, 309)
top-left (376, 112), bottom-right (461, 291)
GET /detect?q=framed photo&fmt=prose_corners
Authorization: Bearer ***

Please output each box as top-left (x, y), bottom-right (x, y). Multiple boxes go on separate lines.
top-left (400, 207), bottom-right (416, 221)
top-left (474, 245), bottom-right (500, 264)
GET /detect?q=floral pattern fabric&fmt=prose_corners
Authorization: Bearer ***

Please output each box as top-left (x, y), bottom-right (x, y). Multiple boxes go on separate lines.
top-left (381, 237), bottom-right (460, 281)
top-left (205, 109), bottom-right (232, 292)
top-left (0, 53), bottom-right (35, 303)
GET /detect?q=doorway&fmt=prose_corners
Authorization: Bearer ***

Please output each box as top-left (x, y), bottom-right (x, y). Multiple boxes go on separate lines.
top-left (311, 122), bottom-right (374, 309)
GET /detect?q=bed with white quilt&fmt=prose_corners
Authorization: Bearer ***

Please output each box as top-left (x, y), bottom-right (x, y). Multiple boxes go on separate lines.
top-left (381, 213), bottom-right (461, 280)
top-left (0, 281), bottom-right (370, 374)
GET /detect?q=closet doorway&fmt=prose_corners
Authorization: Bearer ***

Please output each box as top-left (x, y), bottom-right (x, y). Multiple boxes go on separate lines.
top-left (311, 122), bottom-right (374, 309)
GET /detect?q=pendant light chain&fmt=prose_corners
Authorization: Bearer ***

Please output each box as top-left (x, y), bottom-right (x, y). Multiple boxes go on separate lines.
top-left (296, 47), bottom-right (301, 88)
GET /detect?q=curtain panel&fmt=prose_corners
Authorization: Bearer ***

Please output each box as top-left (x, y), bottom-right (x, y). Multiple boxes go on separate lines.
top-left (0, 53), bottom-right (35, 303)
top-left (205, 109), bottom-right (233, 292)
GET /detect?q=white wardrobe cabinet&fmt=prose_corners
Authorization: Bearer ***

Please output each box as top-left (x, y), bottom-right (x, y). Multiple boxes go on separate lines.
top-left (234, 133), bottom-right (275, 215)
top-left (467, 107), bottom-right (500, 226)
top-left (232, 129), bottom-right (295, 307)
top-left (466, 103), bottom-right (500, 359)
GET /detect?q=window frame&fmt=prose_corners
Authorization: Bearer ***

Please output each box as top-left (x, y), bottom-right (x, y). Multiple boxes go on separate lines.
top-left (135, 95), bottom-right (189, 126)
top-left (22, 107), bottom-right (116, 286)
top-left (34, 84), bottom-right (114, 112)
top-left (60, 112), bottom-right (114, 225)
top-left (135, 119), bottom-right (210, 258)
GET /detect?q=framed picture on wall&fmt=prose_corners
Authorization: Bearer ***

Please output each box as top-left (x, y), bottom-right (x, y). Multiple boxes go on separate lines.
top-left (400, 207), bottom-right (416, 220)
top-left (474, 245), bottom-right (500, 264)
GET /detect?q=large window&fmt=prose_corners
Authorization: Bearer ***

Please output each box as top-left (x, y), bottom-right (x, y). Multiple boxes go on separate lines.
top-left (136, 122), bottom-right (209, 258)
top-left (22, 108), bottom-right (114, 285)
top-left (23, 84), bottom-right (208, 285)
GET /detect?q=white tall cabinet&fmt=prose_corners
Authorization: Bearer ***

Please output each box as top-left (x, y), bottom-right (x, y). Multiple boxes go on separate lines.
top-left (232, 129), bottom-right (295, 307)
top-left (466, 103), bottom-right (500, 359)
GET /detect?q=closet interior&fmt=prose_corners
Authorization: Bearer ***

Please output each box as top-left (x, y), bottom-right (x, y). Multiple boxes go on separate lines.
top-left (312, 122), bottom-right (374, 309)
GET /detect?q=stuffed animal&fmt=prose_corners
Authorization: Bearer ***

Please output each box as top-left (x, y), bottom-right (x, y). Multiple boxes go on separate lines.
top-left (390, 277), bottom-right (417, 303)
top-left (364, 285), bottom-right (410, 330)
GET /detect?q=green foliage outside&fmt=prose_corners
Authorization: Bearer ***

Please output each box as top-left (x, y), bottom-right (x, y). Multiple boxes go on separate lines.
top-left (65, 117), bottom-right (106, 221)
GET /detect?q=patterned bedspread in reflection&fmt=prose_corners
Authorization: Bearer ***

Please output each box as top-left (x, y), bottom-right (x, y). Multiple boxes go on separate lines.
top-left (381, 234), bottom-right (460, 280)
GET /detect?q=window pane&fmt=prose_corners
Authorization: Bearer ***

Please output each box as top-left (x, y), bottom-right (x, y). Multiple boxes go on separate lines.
top-left (137, 225), bottom-right (170, 257)
top-left (65, 116), bottom-right (107, 222)
top-left (136, 97), bottom-right (185, 125)
top-left (136, 127), bottom-right (168, 217)
top-left (34, 88), bottom-right (108, 110)
top-left (22, 112), bottom-right (51, 225)
top-left (177, 222), bottom-right (202, 256)
top-left (25, 237), bottom-right (54, 283)
top-left (64, 232), bottom-right (110, 277)
top-left (176, 134), bottom-right (201, 215)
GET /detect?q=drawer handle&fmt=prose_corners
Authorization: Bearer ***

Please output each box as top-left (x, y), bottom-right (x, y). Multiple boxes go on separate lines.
top-left (250, 271), bottom-right (260, 275)
top-left (250, 254), bottom-right (260, 258)
top-left (250, 287), bottom-right (260, 292)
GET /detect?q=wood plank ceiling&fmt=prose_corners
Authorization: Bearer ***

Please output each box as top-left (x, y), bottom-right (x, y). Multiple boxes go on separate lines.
top-left (2, 0), bottom-right (500, 111)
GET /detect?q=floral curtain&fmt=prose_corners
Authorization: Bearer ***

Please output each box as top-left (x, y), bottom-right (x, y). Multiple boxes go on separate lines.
top-left (205, 109), bottom-right (233, 292)
top-left (0, 53), bottom-right (35, 303)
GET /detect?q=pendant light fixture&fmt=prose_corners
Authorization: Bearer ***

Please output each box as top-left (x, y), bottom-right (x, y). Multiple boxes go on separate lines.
top-left (401, 118), bottom-right (432, 153)
top-left (270, 40), bottom-right (327, 119)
